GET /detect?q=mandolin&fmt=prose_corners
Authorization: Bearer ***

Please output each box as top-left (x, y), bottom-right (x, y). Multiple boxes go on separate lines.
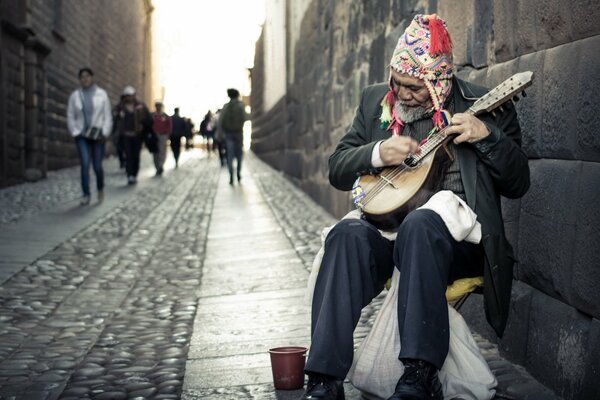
top-left (352, 71), bottom-right (534, 230)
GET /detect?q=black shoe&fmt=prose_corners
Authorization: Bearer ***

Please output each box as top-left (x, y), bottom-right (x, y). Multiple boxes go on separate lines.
top-left (387, 359), bottom-right (443, 400)
top-left (301, 373), bottom-right (344, 400)
top-left (229, 176), bottom-right (234, 185)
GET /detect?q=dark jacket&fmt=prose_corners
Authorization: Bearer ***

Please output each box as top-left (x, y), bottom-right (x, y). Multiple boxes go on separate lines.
top-left (171, 114), bottom-right (187, 137)
top-left (329, 78), bottom-right (530, 336)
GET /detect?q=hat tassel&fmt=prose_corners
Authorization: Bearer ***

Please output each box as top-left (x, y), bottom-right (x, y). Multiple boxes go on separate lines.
top-left (427, 15), bottom-right (452, 56)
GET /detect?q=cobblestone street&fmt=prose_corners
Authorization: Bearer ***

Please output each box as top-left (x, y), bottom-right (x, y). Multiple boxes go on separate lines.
top-left (0, 150), bottom-right (560, 399)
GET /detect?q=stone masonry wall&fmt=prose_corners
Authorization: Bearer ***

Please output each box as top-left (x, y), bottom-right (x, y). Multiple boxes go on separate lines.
top-left (0, 0), bottom-right (153, 187)
top-left (251, 1), bottom-right (600, 398)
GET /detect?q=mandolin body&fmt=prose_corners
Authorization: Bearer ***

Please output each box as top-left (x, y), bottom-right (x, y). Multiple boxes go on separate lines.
top-left (357, 147), bottom-right (450, 230)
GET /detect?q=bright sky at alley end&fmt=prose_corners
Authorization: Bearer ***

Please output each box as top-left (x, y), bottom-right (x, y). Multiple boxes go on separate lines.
top-left (152, 0), bottom-right (265, 122)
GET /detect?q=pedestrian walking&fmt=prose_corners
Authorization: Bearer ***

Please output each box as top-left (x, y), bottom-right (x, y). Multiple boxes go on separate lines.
top-left (151, 101), bottom-right (172, 175)
top-left (199, 111), bottom-right (215, 153)
top-left (113, 86), bottom-right (151, 184)
top-left (213, 108), bottom-right (227, 167)
top-left (219, 88), bottom-right (249, 185)
top-left (170, 108), bottom-right (186, 168)
top-left (67, 67), bottom-right (112, 205)
top-left (186, 118), bottom-right (196, 150)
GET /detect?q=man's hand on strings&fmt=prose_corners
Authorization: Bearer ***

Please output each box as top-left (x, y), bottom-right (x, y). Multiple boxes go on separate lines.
top-left (446, 113), bottom-right (491, 144)
top-left (379, 136), bottom-right (420, 165)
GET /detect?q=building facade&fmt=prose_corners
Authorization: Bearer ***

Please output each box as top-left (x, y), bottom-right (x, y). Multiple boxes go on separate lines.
top-left (251, 1), bottom-right (600, 399)
top-left (0, 0), bottom-right (153, 187)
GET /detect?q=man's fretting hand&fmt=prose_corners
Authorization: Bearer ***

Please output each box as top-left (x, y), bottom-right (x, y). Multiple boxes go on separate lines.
top-left (379, 136), bottom-right (420, 166)
top-left (446, 113), bottom-right (491, 144)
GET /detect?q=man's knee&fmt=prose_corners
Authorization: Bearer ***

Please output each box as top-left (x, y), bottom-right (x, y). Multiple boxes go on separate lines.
top-left (397, 209), bottom-right (445, 237)
top-left (327, 218), bottom-right (376, 245)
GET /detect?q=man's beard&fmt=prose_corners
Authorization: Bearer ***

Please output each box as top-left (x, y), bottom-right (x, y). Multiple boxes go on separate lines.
top-left (394, 101), bottom-right (432, 123)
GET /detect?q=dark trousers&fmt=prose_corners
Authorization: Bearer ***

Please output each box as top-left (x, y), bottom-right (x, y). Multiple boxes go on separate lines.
top-left (216, 139), bottom-right (227, 166)
top-left (170, 134), bottom-right (181, 165)
top-left (112, 132), bottom-right (126, 168)
top-left (305, 209), bottom-right (483, 379)
top-left (124, 135), bottom-right (142, 177)
top-left (225, 134), bottom-right (243, 181)
top-left (75, 136), bottom-right (105, 196)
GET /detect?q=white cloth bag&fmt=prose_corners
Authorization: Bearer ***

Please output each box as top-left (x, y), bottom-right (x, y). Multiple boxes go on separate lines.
top-left (346, 269), bottom-right (497, 400)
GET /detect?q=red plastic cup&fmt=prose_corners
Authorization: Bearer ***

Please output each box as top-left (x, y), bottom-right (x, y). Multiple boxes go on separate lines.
top-left (268, 346), bottom-right (308, 390)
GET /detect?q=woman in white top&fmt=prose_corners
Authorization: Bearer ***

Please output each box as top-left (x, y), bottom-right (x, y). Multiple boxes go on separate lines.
top-left (66, 68), bottom-right (112, 205)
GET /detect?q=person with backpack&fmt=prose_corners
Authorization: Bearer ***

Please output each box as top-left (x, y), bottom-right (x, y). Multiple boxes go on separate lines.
top-left (219, 88), bottom-right (248, 185)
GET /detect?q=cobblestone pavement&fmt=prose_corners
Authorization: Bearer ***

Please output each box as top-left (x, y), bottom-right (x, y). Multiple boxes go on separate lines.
top-left (0, 151), bottom-right (560, 399)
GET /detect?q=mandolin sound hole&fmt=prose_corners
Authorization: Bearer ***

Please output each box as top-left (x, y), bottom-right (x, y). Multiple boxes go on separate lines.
top-left (404, 156), bottom-right (418, 168)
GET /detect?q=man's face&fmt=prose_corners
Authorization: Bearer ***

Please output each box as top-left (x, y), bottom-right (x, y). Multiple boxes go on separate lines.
top-left (155, 104), bottom-right (163, 113)
top-left (390, 69), bottom-right (432, 109)
top-left (124, 95), bottom-right (135, 103)
top-left (79, 72), bottom-right (93, 88)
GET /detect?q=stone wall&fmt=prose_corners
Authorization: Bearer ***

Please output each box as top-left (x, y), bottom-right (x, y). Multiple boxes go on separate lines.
top-left (251, 1), bottom-right (600, 398)
top-left (0, 0), bottom-right (153, 187)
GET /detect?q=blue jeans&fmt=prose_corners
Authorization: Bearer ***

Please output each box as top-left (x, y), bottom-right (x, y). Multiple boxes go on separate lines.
top-left (225, 133), bottom-right (243, 181)
top-left (75, 136), bottom-right (105, 196)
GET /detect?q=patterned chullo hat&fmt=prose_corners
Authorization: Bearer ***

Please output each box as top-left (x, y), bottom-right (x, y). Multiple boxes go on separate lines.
top-left (381, 14), bottom-right (454, 135)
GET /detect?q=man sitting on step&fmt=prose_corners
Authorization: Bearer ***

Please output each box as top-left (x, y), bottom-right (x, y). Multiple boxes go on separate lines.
top-left (302, 14), bottom-right (530, 400)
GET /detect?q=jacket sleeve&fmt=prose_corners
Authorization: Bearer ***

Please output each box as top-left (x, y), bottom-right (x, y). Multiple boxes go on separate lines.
top-left (473, 101), bottom-right (530, 198)
top-left (101, 91), bottom-right (112, 138)
top-left (328, 88), bottom-right (379, 191)
top-left (66, 92), bottom-right (78, 136)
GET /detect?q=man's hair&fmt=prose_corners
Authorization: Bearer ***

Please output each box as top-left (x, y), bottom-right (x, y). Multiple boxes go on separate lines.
top-left (78, 67), bottom-right (94, 78)
top-left (174, 107), bottom-right (180, 113)
top-left (227, 88), bottom-right (240, 99)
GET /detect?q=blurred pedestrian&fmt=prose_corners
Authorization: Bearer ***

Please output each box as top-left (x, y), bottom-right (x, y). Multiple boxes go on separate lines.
top-left (213, 108), bottom-right (227, 167)
top-left (151, 100), bottom-right (172, 175)
top-left (219, 88), bottom-right (249, 185)
top-left (114, 86), bottom-right (151, 184)
top-left (199, 111), bottom-right (215, 153)
top-left (170, 107), bottom-right (186, 168)
top-left (111, 94), bottom-right (127, 169)
top-left (67, 67), bottom-right (112, 205)
top-left (185, 118), bottom-right (195, 150)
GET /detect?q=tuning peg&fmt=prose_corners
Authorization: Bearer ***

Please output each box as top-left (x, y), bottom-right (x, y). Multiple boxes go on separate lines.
top-left (522, 91), bottom-right (527, 97)
top-left (491, 111), bottom-right (497, 118)
top-left (513, 95), bottom-right (520, 102)
top-left (499, 105), bottom-right (505, 112)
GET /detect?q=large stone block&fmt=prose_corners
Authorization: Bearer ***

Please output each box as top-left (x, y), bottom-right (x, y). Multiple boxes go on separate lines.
top-left (499, 280), bottom-right (533, 366)
top-left (581, 319), bottom-right (600, 400)
top-left (514, 0), bottom-right (539, 56)
top-left (535, 0), bottom-right (572, 49)
top-left (517, 159), bottom-right (579, 299)
top-left (368, 32), bottom-right (386, 85)
top-left (570, 162), bottom-right (600, 319)
top-left (471, 0), bottom-right (493, 67)
top-left (485, 58), bottom-right (518, 89)
top-left (492, 0), bottom-right (517, 62)
top-left (526, 289), bottom-right (591, 400)
top-left (438, 0), bottom-right (475, 66)
top-left (571, 0), bottom-right (600, 39)
top-left (541, 41), bottom-right (580, 159)
top-left (516, 50), bottom-right (545, 158)
top-left (575, 36), bottom-right (600, 162)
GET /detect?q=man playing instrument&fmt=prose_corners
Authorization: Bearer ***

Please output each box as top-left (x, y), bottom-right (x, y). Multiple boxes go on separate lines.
top-left (302, 14), bottom-right (530, 400)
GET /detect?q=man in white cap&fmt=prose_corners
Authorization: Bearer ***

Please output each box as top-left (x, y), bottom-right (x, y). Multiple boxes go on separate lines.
top-left (113, 86), bottom-right (151, 184)
top-left (302, 14), bottom-right (530, 400)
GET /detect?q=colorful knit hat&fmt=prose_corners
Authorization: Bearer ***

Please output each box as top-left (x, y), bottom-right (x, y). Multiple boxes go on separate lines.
top-left (381, 14), bottom-right (454, 134)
